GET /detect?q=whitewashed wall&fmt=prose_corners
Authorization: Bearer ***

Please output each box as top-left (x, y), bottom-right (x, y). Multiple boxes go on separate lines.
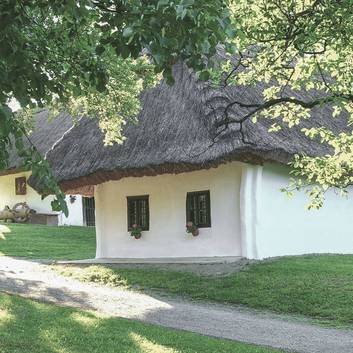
top-left (256, 163), bottom-right (353, 259)
top-left (0, 171), bottom-right (53, 213)
top-left (59, 195), bottom-right (84, 226)
top-left (95, 162), bottom-right (242, 259)
top-left (0, 171), bottom-right (84, 226)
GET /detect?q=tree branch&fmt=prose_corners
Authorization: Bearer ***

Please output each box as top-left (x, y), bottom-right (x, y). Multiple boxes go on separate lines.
top-left (215, 93), bottom-right (353, 130)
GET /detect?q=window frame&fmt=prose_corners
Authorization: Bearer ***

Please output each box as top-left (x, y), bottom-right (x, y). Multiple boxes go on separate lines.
top-left (15, 176), bottom-right (27, 195)
top-left (186, 190), bottom-right (211, 228)
top-left (127, 195), bottom-right (150, 231)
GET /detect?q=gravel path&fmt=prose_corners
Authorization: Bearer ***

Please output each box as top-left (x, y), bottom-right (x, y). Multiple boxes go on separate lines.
top-left (1, 257), bottom-right (353, 353)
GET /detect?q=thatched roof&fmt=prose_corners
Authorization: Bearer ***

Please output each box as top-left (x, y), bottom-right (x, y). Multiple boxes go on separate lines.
top-left (1, 110), bottom-right (74, 176)
top-left (31, 63), bottom-right (349, 195)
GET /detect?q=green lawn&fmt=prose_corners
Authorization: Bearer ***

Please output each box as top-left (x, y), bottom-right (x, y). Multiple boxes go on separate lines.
top-left (0, 223), bottom-right (96, 260)
top-left (2, 223), bottom-right (353, 328)
top-left (0, 293), bottom-right (283, 353)
top-left (56, 255), bottom-right (353, 328)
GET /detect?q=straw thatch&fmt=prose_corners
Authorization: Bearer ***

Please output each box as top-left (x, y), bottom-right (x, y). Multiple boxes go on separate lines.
top-left (1, 110), bottom-right (74, 176)
top-left (31, 63), bottom-right (349, 195)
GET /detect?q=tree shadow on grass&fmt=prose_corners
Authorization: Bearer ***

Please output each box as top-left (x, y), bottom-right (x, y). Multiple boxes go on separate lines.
top-left (0, 274), bottom-right (96, 311)
top-left (0, 293), bottom-right (144, 353)
top-left (0, 293), bottom-right (280, 353)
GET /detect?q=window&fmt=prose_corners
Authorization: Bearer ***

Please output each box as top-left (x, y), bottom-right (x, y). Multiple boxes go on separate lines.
top-left (15, 177), bottom-right (27, 195)
top-left (186, 190), bottom-right (211, 228)
top-left (127, 195), bottom-right (149, 231)
top-left (82, 197), bottom-right (96, 227)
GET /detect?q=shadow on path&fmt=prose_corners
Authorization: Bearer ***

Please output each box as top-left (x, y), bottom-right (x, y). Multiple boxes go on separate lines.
top-left (1, 256), bottom-right (353, 353)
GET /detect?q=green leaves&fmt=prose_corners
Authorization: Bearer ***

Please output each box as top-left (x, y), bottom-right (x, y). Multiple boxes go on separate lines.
top-left (97, 0), bottom-right (235, 79)
top-left (200, 40), bottom-right (211, 54)
top-left (198, 70), bottom-right (210, 81)
top-left (122, 27), bottom-right (134, 38)
top-left (176, 5), bottom-right (188, 20)
top-left (0, 102), bottom-right (68, 215)
top-left (52, 197), bottom-right (69, 217)
top-left (223, 0), bottom-right (353, 206)
top-left (95, 45), bottom-right (106, 56)
top-left (2, 0), bottom-right (353, 212)
top-left (0, 105), bottom-right (12, 138)
top-left (157, 0), bottom-right (170, 9)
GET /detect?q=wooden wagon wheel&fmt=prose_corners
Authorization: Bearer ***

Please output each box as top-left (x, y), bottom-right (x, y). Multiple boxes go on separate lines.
top-left (12, 202), bottom-right (31, 223)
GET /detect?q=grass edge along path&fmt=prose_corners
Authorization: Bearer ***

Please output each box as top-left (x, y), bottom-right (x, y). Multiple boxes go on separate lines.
top-left (55, 254), bottom-right (353, 329)
top-left (0, 293), bottom-right (285, 353)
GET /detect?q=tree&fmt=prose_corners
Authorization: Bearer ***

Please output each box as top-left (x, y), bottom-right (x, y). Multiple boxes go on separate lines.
top-left (2, 0), bottom-right (353, 211)
top-left (214, 0), bottom-right (353, 208)
top-left (0, 0), bottom-right (234, 213)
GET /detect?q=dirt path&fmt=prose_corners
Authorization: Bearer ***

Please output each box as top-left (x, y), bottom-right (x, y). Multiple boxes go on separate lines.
top-left (1, 257), bottom-right (353, 353)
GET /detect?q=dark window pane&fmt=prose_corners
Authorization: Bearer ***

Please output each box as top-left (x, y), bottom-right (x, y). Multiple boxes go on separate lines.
top-left (140, 200), bottom-right (146, 228)
top-left (15, 177), bottom-right (27, 195)
top-left (127, 196), bottom-right (149, 231)
top-left (186, 191), bottom-right (211, 228)
top-left (199, 209), bottom-right (207, 225)
top-left (82, 197), bottom-right (95, 226)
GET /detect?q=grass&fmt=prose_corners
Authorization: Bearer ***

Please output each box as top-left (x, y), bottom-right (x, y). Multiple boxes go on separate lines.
top-left (0, 293), bottom-right (284, 353)
top-left (2, 224), bottom-right (353, 328)
top-left (0, 223), bottom-right (96, 260)
top-left (56, 255), bottom-right (353, 328)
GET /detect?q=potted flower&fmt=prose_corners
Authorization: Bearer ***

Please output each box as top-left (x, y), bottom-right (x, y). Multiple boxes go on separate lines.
top-left (130, 224), bottom-right (142, 239)
top-left (186, 221), bottom-right (199, 236)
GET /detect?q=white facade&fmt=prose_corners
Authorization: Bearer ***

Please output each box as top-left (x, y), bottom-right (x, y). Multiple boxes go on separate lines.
top-left (94, 161), bottom-right (353, 260)
top-left (0, 171), bottom-right (84, 226)
top-left (95, 162), bottom-right (242, 258)
top-left (256, 164), bottom-right (353, 259)
top-left (59, 195), bottom-right (84, 226)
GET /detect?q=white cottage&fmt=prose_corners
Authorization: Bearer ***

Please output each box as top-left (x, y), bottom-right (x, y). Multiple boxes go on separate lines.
top-left (35, 63), bottom-right (353, 259)
top-left (1, 111), bottom-right (94, 226)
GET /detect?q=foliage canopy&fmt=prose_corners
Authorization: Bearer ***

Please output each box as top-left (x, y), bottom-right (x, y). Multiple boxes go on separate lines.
top-left (1, 0), bottom-right (353, 210)
top-left (222, 0), bottom-right (353, 207)
top-left (0, 0), bottom-right (233, 213)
